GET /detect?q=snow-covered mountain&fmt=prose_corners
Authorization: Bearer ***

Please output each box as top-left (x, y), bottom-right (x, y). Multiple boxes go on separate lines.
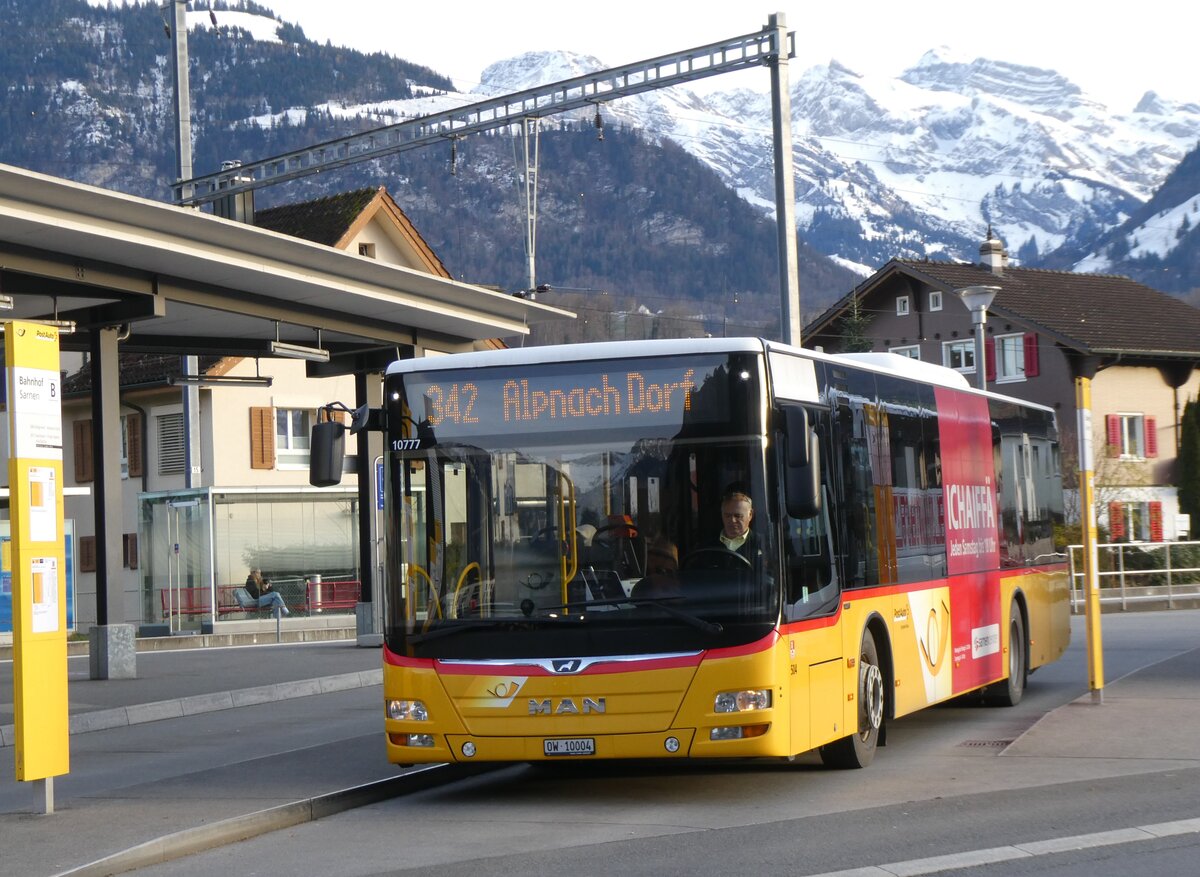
top-left (1071, 138), bottom-right (1200, 295)
top-left (292, 38), bottom-right (1200, 278)
top-left (470, 47), bottom-right (1200, 275)
top-left (19, 2), bottom-right (1200, 294)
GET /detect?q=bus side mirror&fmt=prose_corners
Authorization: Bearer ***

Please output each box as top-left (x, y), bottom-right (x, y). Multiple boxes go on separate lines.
top-left (309, 420), bottom-right (346, 487)
top-left (783, 407), bottom-right (820, 519)
top-left (784, 407), bottom-right (810, 468)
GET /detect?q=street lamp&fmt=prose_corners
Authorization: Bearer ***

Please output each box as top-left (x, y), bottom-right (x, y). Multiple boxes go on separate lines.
top-left (953, 285), bottom-right (1000, 390)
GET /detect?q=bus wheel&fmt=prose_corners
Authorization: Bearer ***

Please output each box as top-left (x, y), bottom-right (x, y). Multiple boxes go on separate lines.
top-left (985, 602), bottom-right (1026, 707)
top-left (820, 629), bottom-right (885, 769)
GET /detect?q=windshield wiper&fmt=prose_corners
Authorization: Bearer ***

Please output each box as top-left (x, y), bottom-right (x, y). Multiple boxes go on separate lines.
top-left (535, 596), bottom-right (724, 635)
top-left (407, 619), bottom-right (529, 644)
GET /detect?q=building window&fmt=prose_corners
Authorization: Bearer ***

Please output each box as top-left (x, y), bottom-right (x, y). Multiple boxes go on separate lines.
top-left (929, 291), bottom-right (943, 311)
top-left (73, 415), bottom-right (142, 483)
top-left (942, 339), bottom-right (975, 373)
top-left (276, 409), bottom-right (312, 467)
top-left (123, 532), bottom-right (139, 569)
top-left (896, 295), bottom-right (910, 316)
top-left (995, 333), bottom-right (1025, 382)
top-left (1108, 500), bottom-right (1163, 542)
top-left (79, 535), bottom-right (96, 572)
top-left (73, 420), bottom-right (95, 483)
top-left (358, 242), bottom-right (376, 259)
top-left (120, 415), bottom-right (129, 479)
top-left (889, 345), bottom-right (920, 359)
top-left (158, 412), bottom-right (186, 476)
top-left (1107, 414), bottom-right (1157, 460)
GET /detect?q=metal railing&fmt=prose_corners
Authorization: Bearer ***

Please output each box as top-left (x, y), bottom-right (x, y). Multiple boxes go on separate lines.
top-left (1067, 540), bottom-right (1200, 611)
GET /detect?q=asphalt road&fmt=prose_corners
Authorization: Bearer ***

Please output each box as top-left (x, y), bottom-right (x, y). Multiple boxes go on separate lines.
top-left (127, 611), bottom-right (1200, 877)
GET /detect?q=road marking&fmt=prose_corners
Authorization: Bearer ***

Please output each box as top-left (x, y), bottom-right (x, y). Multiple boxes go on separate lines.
top-left (805, 816), bottom-right (1200, 877)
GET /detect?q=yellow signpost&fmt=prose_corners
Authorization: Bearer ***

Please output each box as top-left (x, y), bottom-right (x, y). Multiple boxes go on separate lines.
top-left (5, 320), bottom-right (69, 812)
top-left (1075, 374), bottom-right (1105, 702)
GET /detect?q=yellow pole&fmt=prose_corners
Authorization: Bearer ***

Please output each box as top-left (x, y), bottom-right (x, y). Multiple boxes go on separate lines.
top-left (1075, 375), bottom-right (1104, 702)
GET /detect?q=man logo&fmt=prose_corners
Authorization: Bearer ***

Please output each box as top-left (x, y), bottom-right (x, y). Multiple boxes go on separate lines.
top-left (552, 659), bottom-right (582, 673)
top-left (529, 697), bottom-right (606, 715)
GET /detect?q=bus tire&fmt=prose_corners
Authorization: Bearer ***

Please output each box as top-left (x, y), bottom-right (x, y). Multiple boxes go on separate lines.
top-left (985, 601), bottom-right (1026, 707)
top-left (820, 628), bottom-right (885, 769)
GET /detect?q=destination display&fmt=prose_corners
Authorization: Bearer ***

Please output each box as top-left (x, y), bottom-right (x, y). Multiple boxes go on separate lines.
top-left (395, 355), bottom-right (747, 442)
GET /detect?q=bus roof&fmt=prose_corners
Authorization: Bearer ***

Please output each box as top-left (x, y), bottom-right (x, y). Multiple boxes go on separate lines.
top-left (386, 337), bottom-right (767, 375)
top-left (387, 337), bottom-right (1054, 414)
top-left (823, 352), bottom-right (971, 390)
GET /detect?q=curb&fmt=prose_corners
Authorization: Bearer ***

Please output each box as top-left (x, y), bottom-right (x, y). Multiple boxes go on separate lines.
top-left (0, 669), bottom-right (382, 748)
top-left (53, 763), bottom-right (496, 877)
top-left (0, 627), bottom-right (358, 661)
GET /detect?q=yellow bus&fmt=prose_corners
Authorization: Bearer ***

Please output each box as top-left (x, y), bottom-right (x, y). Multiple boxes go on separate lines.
top-left (312, 338), bottom-right (1070, 768)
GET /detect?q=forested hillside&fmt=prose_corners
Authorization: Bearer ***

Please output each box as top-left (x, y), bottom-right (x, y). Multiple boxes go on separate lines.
top-left (0, 0), bottom-right (859, 339)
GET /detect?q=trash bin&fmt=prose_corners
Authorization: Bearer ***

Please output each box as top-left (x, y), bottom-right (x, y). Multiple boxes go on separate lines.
top-left (309, 574), bottom-right (323, 614)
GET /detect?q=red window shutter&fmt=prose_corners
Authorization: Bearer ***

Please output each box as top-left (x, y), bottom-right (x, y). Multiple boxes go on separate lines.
top-left (1106, 415), bottom-right (1121, 457)
top-left (985, 337), bottom-right (996, 383)
top-left (1149, 502), bottom-right (1164, 542)
top-left (74, 419), bottom-right (95, 483)
top-left (250, 407), bottom-right (275, 470)
top-left (1144, 417), bottom-right (1158, 458)
top-left (126, 413), bottom-right (144, 478)
top-left (1108, 502), bottom-right (1125, 540)
top-left (1023, 333), bottom-right (1039, 377)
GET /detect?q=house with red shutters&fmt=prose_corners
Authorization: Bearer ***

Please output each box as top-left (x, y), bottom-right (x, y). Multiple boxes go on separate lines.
top-left (803, 232), bottom-right (1200, 542)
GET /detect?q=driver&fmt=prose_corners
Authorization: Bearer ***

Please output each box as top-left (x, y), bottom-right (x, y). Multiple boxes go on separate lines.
top-left (717, 487), bottom-right (761, 564)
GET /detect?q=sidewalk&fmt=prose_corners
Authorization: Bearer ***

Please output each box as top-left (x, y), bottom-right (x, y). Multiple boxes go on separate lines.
top-left (1, 629), bottom-right (1198, 877)
top-left (0, 637), bottom-right (415, 877)
top-left (1006, 642), bottom-right (1200, 762)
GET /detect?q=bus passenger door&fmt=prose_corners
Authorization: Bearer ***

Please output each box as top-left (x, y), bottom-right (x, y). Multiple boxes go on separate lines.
top-left (778, 405), bottom-right (843, 754)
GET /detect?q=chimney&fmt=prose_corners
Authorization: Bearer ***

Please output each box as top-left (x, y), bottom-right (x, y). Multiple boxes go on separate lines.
top-left (979, 225), bottom-right (1008, 275)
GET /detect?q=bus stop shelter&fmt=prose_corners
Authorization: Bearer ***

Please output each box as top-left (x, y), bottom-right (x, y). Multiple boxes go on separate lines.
top-left (0, 162), bottom-right (571, 671)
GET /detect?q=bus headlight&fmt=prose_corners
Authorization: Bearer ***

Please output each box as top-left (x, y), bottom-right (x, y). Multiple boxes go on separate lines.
top-left (714, 689), bottom-right (772, 713)
top-left (710, 724), bottom-right (769, 741)
top-left (387, 699), bottom-right (429, 721)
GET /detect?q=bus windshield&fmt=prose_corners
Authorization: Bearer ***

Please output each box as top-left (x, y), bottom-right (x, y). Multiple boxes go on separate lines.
top-left (384, 352), bottom-right (778, 659)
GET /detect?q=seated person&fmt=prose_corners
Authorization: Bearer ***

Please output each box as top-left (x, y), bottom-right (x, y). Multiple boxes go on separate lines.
top-left (630, 540), bottom-right (680, 599)
top-left (246, 568), bottom-right (290, 616)
top-left (716, 487), bottom-right (761, 565)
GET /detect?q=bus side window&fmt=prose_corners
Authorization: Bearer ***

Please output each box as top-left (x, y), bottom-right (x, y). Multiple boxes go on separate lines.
top-left (783, 410), bottom-right (840, 622)
top-left (831, 369), bottom-right (879, 588)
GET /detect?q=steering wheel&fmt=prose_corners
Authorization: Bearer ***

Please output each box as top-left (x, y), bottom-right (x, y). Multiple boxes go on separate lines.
top-left (681, 547), bottom-right (753, 572)
top-left (591, 522), bottom-right (638, 541)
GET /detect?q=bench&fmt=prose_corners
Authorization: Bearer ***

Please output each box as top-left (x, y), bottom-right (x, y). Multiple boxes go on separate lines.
top-left (217, 585), bottom-right (292, 616)
top-left (306, 579), bottom-right (361, 614)
top-left (159, 582), bottom-right (335, 619)
top-left (160, 586), bottom-right (285, 620)
top-left (160, 587), bottom-right (211, 619)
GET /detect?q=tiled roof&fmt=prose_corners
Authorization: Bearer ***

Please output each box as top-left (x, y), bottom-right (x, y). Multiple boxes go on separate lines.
top-left (254, 188), bottom-right (380, 246)
top-left (63, 354), bottom-right (226, 396)
top-left (897, 261), bottom-right (1200, 356)
top-left (807, 258), bottom-right (1200, 359)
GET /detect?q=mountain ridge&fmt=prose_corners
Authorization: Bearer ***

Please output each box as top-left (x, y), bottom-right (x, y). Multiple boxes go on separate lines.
top-left (5, 0), bottom-right (1200, 328)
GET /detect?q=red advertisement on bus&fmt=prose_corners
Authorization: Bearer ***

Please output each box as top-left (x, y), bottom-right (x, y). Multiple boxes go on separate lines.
top-left (936, 387), bottom-right (1003, 691)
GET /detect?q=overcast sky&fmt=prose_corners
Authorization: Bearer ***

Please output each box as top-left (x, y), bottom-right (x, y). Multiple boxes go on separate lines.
top-left (268, 0), bottom-right (1189, 112)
